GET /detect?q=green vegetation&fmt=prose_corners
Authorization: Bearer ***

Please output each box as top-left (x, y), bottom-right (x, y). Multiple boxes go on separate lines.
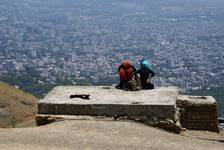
top-left (0, 73), bottom-right (90, 98)
top-left (10, 115), bottom-right (16, 128)
top-left (0, 73), bottom-right (54, 98)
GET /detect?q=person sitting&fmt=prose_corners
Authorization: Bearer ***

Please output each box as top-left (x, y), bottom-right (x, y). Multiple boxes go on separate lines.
top-left (116, 60), bottom-right (138, 90)
top-left (136, 59), bottom-right (155, 89)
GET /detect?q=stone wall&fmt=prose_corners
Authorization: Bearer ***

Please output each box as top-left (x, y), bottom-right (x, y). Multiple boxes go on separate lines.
top-left (38, 103), bottom-right (182, 132)
top-left (177, 95), bottom-right (219, 133)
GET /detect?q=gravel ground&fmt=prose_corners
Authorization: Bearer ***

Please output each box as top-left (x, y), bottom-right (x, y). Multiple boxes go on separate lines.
top-left (0, 120), bottom-right (223, 150)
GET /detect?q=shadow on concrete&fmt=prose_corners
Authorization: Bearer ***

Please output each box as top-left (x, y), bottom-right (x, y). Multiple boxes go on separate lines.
top-left (197, 137), bottom-right (224, 143)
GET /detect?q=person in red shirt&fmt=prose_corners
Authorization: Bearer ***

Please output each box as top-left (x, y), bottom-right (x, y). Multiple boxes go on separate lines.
top-left (116, 60), bottom-right (137, 89)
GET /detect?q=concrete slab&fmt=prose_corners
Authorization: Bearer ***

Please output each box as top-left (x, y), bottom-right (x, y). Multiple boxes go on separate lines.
top-left (39, 86), bottom-right (178, 105)
top-left (177, 95), bottom-right (219, 132)
top-left (38, 86), bottom-right (179, 120)
top-left (177, 95), bottom-right (216, 105)
top-left (37, 86), bottom-right (182, 132)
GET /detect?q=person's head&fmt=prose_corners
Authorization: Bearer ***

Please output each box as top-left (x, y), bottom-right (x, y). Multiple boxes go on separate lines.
top-left (141, 59), bottom-right (152, 70)
top-left (122, 60), bottom-right (131, 69)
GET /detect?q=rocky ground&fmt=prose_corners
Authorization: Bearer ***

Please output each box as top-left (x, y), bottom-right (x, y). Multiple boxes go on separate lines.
top-left (0, 119), bottom-right (223, 150)
top-left (0, 82), bottom-right (37, 128)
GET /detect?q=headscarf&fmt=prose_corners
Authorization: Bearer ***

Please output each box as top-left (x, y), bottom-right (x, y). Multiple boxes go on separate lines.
top-left (141, 60), bottom-right (152, 70)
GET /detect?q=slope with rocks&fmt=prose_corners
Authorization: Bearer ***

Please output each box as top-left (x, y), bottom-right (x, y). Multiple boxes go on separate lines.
top-left (0, 82), bottom-right (37, 128)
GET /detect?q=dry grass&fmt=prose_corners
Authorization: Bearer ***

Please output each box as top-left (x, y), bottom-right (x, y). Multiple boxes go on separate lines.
top-left (0, 82), bottom-right (38, 128)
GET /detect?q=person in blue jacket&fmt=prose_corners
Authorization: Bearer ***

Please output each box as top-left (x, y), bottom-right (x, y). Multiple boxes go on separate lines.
top-left (136, 59), bottom-right (155, 89)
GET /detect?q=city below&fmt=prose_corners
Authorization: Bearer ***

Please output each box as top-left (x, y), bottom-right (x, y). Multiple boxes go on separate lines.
top-left (0, 0), bottom-right (224, 104)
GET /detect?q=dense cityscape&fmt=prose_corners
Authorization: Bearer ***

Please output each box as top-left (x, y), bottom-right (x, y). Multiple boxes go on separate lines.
top-left (0, 0), bottom-right (224, 99)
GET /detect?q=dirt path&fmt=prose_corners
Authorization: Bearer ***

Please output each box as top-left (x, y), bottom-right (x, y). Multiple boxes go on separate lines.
top-left (0, 120), bottom-right (223, 150)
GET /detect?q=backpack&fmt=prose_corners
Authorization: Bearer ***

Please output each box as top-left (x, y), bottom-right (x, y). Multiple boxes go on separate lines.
top-left (123, 76), bottom-right (141, 91)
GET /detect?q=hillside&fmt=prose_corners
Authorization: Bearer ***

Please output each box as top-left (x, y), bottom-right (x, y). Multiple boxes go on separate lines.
top-left (0, 82), bottom-right (37, 128)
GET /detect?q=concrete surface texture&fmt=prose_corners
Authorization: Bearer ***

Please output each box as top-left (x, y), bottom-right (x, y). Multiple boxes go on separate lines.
top-left (39, 86), bottom-right (179, 105)
top-left (37, 86), bottom-right (180, 132)
top-left (177, 95), bottom-right (219, 132)
top-left (177, 95), bottom-right (217, 104)
top-left (0, 120), bottom-right (223, 150)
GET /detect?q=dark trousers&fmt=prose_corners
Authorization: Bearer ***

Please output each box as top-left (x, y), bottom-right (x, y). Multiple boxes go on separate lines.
top-left (141, 80), bottom-right (154, 89)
